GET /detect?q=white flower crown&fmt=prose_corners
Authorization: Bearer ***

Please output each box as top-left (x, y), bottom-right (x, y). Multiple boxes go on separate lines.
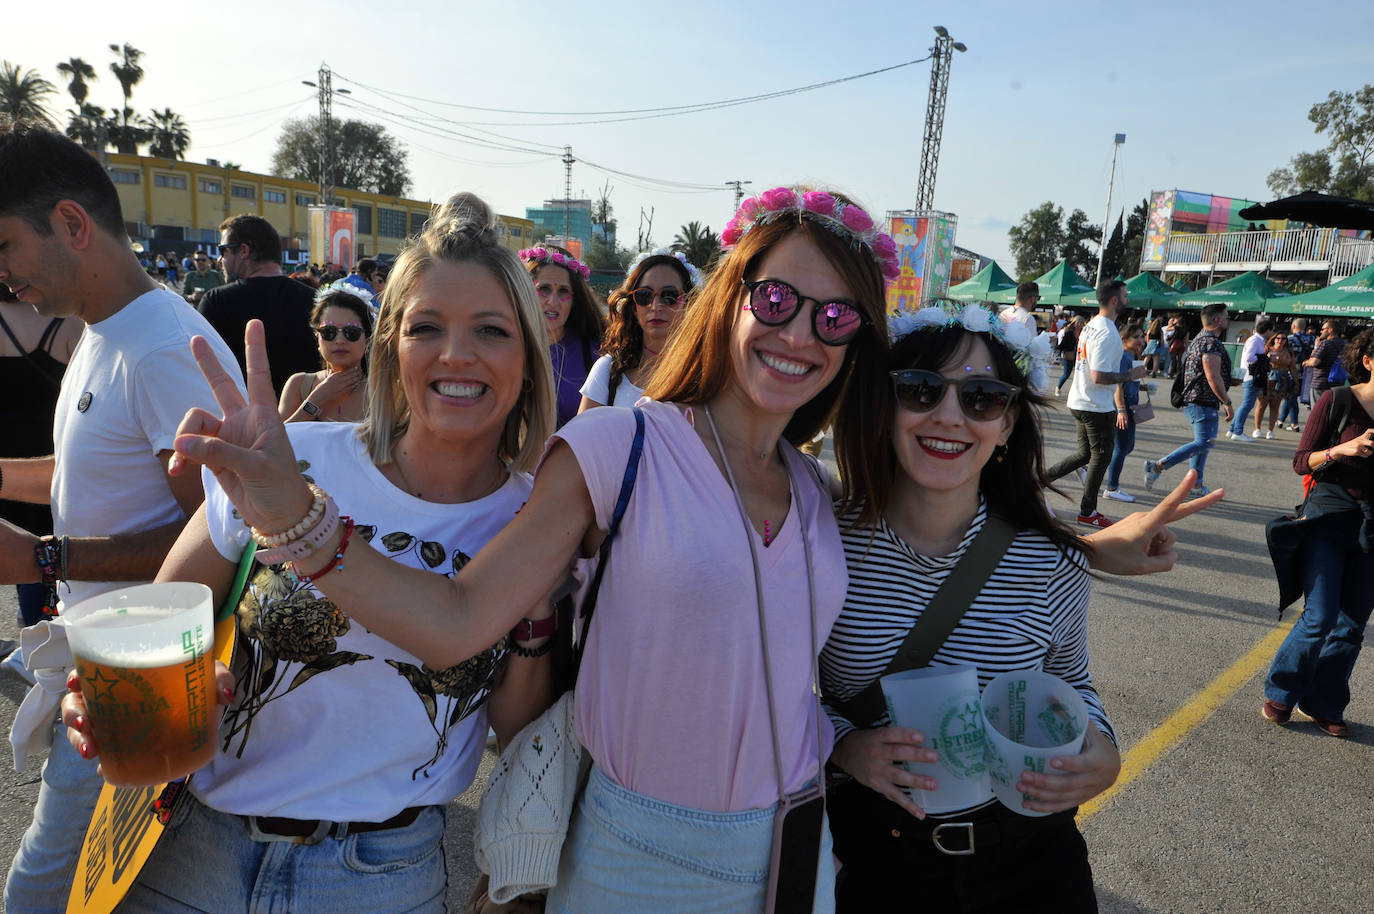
top-left (889, 300), bottom-right (1052, 393)
top-left (627, 248), bottom-right (703, 287)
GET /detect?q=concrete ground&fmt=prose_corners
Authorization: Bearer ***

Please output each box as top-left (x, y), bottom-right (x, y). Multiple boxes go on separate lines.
top-left (0, 396), bottom-right (1369, 911)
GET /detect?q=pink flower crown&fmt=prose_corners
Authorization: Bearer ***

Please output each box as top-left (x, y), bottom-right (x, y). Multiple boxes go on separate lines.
top-left (720, 186), bottom-right (901, 282)
top-left (519, 246), bottom-right (591, 281)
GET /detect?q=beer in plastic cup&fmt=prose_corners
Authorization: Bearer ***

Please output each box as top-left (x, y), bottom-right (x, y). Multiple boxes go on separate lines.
top-left (65, 582), bottom-right (218, 787)
top-left (980, 669), bottom-right (1089, 817)
top-left (880, 665), bottom-right (991, 814)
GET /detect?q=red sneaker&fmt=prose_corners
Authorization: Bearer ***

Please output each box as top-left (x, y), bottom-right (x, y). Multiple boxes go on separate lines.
top-left (1076, 511), bottom-right (1113, 529)
top-left (1261, 700), bottom-right (1292, 724)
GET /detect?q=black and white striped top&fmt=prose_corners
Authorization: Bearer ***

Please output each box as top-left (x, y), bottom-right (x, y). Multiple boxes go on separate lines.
top-left (820, 500), bottom-right (1116, 745)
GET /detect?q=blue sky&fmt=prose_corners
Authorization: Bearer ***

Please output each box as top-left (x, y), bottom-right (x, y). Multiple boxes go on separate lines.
top-left (12, 0), bottom-right (1373, 271)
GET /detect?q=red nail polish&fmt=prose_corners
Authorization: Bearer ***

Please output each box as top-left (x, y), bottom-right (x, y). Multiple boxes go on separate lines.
top-left (78, 742), bottom-right (95, 760)
top-left (73, 715), bottom-right (84, 731)
top-left (221, 686), bottom-right (235, 703)
top-left (67, 674), bottom-right (81, 693)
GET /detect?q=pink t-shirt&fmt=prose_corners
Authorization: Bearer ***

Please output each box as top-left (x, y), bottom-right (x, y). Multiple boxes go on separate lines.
top-left (549, 400), bottom-right (846, 812)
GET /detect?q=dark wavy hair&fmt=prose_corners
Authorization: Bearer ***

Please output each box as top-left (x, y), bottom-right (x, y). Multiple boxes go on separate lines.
top-left (523, 245), bottom-right (605, 348)
top-left (310, 290), bottom-right (374, 373)
top-left (600, 254), bottom-right (696, 394)
top-left (1341, 327), bottom-right (1374, 384)
top-left (843, 315), bottom-right (1085, 558)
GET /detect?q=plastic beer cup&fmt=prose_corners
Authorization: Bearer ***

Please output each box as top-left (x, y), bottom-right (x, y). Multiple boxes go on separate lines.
top-left (880, 665), bottom-right (991, 814)
top-left (65, 582), bottom-right (218, 787)
top-left (980, 670), bottom-right (1089, 817)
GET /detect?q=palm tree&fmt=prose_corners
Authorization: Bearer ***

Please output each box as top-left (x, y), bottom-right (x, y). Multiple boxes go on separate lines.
top-left (0, 61), bottom-right (57, 127)
top-left (65, 103), bottom-right (110, 149)
top-left (107, 43), bottom-right (144, 153)
top-left (142, 107), bottom-right (190, 159)
top-left (56, 57), bottom-right (96, 106)
top-left (672, 221), bottom-right (722, 270)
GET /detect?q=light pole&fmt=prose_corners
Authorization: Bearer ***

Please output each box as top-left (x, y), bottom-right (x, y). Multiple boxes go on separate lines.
top-left (725, 179), bottom-right (752, 211)
top-left (1095, 133), bottom-right (1126, 287)
top-left (301, 65), bottom-right (351, 206)
top-left (915, 26), bottom-right (966, 212)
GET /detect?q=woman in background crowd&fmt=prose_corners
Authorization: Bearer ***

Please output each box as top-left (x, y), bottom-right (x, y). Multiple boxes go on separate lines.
top-left (520, 245), bottom-right (604, 428)
top-left (278, 288), bottom-right (373, 423)
top-left (1255, 332), bottom-right (1296, 439)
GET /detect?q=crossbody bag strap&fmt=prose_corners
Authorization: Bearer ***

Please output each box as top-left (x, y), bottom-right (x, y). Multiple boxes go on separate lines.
top-left (832, 514), bottom-right (1018, 727)
top-left (571, 406), bottom-right (646, 678)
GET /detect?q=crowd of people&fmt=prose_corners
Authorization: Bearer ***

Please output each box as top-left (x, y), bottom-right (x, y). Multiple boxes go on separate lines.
top-left (0, 118), bottom-right (1369, 914)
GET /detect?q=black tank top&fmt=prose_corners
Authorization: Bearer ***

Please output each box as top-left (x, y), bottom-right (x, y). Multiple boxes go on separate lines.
top-left (0, 315), bottom-right (67, 535)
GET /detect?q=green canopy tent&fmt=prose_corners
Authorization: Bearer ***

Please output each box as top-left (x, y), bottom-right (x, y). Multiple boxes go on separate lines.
top-left (947, 261), bottom-right (1019, 303)
top-left (1171, 278), bottom-right (1191, 292)
top-left (1264, 263), bottom-right (1374, 318)
top-left (1174, 271), bottom-right (1295, 312)
top-left (1030, 260), bottom-right (1097, 306)
top-left (1063, 271), bottom-right (1182, 310)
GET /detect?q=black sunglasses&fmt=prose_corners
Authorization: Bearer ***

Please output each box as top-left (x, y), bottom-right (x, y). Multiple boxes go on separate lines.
top-left (890, 369), bottom-right (1021, 422)
top-left (218, 241), bottom-right (244, 255)
top-left (316, 324), bottom-right (365, 342)
top-left (629, 287), bottom-right (684, 308)
top-left (740, 278), bottom-right (865, 347)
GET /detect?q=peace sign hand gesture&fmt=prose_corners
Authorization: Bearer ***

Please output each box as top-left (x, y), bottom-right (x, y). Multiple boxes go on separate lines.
top-left (170, 320), bottom-right (315, 533)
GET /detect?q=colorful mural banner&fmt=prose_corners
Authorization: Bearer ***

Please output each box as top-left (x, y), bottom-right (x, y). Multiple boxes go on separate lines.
top-left (308, 206), bottom-right (356, 271)
top-left (886, 213), bottom-right (957, 313)
top-left (1140, 190), bottom-right (1175, 267)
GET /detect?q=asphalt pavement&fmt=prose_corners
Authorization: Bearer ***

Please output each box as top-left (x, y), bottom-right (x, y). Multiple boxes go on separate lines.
top-left (0, 394), bottom-right (1369, 912)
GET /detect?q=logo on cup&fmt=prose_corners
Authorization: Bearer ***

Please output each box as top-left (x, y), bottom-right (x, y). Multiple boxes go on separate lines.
top-left (935, 698), bottom-right (986, 779)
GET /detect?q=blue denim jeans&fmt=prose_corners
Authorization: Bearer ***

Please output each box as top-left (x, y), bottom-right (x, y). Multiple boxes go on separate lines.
top-left (1229, 378), bottom-right (1260, 435)
top-left (1279, 395), bottom-right (1300, 426)
top-left (548, 766), bottom-right (836, 914)
top-left (1055, 358), bottom-right (1075, 394)
top-left (1160, 404), bottom-right (1218, 483)
top-left (16, 583), bottom-right (48, 627)
top-left (4, 718), bottom-right (107, 914)
top-left (116, 793), bottom-right (447, 912)
top-left (1106, 414), bottom-right (1136, 491)
top-left (1264, 510), bottom-right (1374, 719)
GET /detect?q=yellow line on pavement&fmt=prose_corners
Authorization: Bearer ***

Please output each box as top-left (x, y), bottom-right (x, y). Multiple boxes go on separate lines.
top-left (1078, 617), bottom-right (1296, 821)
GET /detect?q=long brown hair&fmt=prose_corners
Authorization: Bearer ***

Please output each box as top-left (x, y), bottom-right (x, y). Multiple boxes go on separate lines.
top-left (602, 254), bottom-right (696, 384)
top-left (646, 195), bottom-right (890, 509)
top-left (524, 246), bottom-right (605, 347)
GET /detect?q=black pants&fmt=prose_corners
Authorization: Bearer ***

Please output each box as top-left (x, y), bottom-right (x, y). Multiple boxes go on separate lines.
top-left (830, 783), bottom-right (1098, 914)
top-left (1047, 409), bottom-right (1119, 516)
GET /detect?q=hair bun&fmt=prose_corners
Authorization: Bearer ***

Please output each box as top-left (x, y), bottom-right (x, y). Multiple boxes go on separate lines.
top-left (428, 192), bottom-right (498, 248)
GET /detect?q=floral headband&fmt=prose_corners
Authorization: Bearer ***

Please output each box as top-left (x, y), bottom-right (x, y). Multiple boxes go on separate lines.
top-left (627, 248), bottom-right (703, 288)
top-left (317, 278), bottom-right (375, 307)
top-left (889, 300), bottom-right (1052, 393)
top-left (720, 186), bottom-right (901, 282)
top-left (519, 246), bottom-right (591, 281)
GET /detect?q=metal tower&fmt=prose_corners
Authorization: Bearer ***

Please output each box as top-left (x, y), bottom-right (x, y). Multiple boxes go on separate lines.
top-left (914, 27), bottom-right (966, 212)
top-left (561, 146), bottom-right (575, 239)
top-left (725, 180), bottom-right (752, 211)
top-left (302, 64), bottom-right (349, 205)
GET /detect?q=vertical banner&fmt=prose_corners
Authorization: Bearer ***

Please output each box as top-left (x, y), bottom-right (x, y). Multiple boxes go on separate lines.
top-left (886, 212), bottom-right (957, 313)
top-left (1140, 191), bottom-right (1175, 268)
top-left (308, 206), bottom-right (356, 270)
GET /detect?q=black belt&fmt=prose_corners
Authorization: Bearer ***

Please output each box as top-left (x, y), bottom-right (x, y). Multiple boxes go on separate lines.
top-left (908, 804), bottom-right (1077, 857)
top-left (244, 805), bottom-right (427, 845)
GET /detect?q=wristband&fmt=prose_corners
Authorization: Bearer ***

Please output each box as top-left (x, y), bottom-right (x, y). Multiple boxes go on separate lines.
top-left (255, 497), bottom-right (341, 565)
top-left (292, 516), bottom-right (354, 585)
top-left (510, 613), bottom-right (557, 643)
top-left (33, 535), bottom-right (62, 586)
top-left (509, 638), bottom-right (555, 658)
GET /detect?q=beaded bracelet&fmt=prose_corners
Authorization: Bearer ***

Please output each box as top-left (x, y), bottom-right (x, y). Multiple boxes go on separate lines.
top-left (251, 485), bottom-right (327, 548)
top-left (292, 516), bottom-right (354, 586)
top-left (509, 637), bottom-right (554, 658)
top-left (33, 536), bottom-right (61, 586)
top-left (254, 497), bottom-right (341, 565)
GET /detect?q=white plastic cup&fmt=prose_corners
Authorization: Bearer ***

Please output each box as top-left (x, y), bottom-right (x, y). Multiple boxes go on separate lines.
top-left (880, 665), bottom-right (991, 814)
top-left (65, 582), bottom-right (217, 786)
top-left (980, 670), bottom-right (1089, 817)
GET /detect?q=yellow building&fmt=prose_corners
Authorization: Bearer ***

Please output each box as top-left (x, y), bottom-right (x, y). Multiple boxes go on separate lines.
top-left (102, 153), bottom-right (536, 263)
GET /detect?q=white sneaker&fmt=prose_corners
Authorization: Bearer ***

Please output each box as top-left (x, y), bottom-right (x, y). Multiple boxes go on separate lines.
top-left (1265, 430), bottom-right (1275, 440)
top-left (1250, 428), bottom-right (1263, 439)
top-left (1103, 488), bottom-right (1136, 503)
top-left (1228, 431), bottom-right (1253, 443)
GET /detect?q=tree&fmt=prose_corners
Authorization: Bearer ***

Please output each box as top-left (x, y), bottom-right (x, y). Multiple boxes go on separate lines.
top-left (107, 43), bottom-right (145, 153)
top-left (586, 181), bottom-right (630, 272)
top-left (56, 57), bottom-right (96, 106)
top-left (1061, 209), bottom-right (1101, 282)
top-left (270, 116), bottom-right (411, 196)
top-left (672, 221), bottom-right (720, 270)
top-left (65, 103), bottom-right (111, 149)
top-left (142, 107), bottom-right (190, 159)
top-left (1121, 198), bottom-right (1149, 277)
top-left (1100, 213), bottom-right (1125, 280)
top-left (1007, 202), bottom-right (1065, 280)
top-left (0, 61), bottom-right (57, 127)
top-left (1267, 84), bottom-right (1374, 202)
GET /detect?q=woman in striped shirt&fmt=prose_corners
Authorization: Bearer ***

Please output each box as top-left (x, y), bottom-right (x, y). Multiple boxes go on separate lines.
top-left (822, 302), bottom-right (1119, 913)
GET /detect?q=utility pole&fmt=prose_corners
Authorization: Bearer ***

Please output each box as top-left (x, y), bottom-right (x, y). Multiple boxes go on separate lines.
top-left (302, 64), bottom-right (350, 205)
top-left (915, 26), bottom-right (967, 212)
top-left (1095, 133), bottom-right (1126, 287)
top-left (561, 146), bottom-right (575, 240)
top-left (725, 180), bottom-right (752, 211)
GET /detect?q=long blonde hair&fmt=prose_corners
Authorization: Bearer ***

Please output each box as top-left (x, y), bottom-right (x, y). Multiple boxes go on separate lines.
top-left (358, 192), bottom-right (555, 472)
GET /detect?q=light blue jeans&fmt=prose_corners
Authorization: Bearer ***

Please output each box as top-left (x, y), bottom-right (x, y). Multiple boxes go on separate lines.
top-left (5, 717), bottom-right (107, 914)
top-left (1229, 378), bottom-right (1261, 436)
top-left (548, 766), bottom-right (836, 914)
top-left (116, 793), bottom-right (447, 912)
top-left (1160, 404), bottom-right (1219, 484)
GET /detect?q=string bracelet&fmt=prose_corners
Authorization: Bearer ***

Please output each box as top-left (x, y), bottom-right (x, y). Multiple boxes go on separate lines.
top-left (509, 638), bottom-right (555, 658)
top-left (292, 516), bottom-right (354, 586)
top-left (251, 485), bottom-right (328, 548)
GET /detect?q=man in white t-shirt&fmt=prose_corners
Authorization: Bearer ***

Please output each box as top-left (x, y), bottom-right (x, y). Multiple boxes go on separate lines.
top-left (0, 123), bottom-right (244, 914)
top-left (1002, 281), bottom-right (1040, 336)
top-left (1226, 318), bottom-right (1275, 441)
top-left (1045, 280), bottom-right (1146, 528)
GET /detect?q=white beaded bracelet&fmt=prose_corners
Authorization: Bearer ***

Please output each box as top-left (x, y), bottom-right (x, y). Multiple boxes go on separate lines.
top-left (255, 497), bottom-right (341, 565)
top-left (251, 484), bottom-right (327, 548)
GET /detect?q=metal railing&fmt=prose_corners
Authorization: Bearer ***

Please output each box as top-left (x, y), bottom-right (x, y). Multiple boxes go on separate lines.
top-left (1158, 227), bottom-right (1371, 279)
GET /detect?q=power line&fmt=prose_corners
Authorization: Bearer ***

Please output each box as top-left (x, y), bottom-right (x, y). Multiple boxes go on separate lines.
top-left (192, 96), bottom-right (317, 128)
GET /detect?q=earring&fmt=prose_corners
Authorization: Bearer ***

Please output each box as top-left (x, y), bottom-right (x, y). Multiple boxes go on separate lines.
top-left (522, 377), bottom-right (534, 392)
top-left (994, 444), bottom-right (1007, 463)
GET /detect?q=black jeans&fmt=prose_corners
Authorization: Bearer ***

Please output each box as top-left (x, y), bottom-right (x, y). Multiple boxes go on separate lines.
top-left (1047, 409), bottom-right (1120, 516)
top-left (830, 782), bottom-right (1097, 914)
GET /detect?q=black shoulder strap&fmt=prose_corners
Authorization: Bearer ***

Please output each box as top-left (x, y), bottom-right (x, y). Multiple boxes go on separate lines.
top-left (0, 312), bottom-right (63, 391)
top-left (1327, 386), bottom-right (1354, 450)
top-left (605, 363), bottom-right (622, 407)
top-left (571, 406), bottom-right (646, 679)
top-left (37, 318), bottom-right (65, 354)
top-left (832, 515), bottom-right (1018, 727)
